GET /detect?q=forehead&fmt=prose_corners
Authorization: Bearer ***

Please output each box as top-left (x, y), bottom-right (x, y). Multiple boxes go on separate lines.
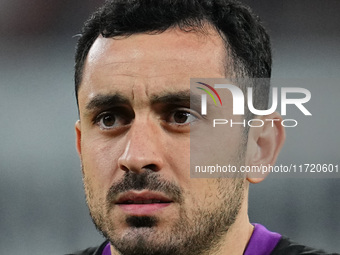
top-left (78, 27), bottom-right (227, 108)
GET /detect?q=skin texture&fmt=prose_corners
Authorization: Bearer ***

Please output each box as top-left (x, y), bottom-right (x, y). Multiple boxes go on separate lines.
top-left (75, 27), bottom-right (285, 255)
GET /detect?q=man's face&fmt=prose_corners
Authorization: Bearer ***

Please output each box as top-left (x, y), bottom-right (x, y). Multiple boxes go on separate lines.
top-left (76, 28), bottom-right (247, 255)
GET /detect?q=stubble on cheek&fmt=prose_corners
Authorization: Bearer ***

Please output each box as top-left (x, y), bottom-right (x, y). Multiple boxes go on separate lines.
top-left (83, 172), bottom-right (115, 235)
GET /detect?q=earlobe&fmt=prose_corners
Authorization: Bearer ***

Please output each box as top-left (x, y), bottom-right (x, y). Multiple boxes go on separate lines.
top-left (75, 120), bottom-right (82, 157)
top-left (246, 112), bottom-right (286, 184)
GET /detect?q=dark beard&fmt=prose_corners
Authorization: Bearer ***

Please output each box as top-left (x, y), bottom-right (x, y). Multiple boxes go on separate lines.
top-left (125, 216), bottom-right (157, 228)
top-left (86, 171), bottom-right (245, 255)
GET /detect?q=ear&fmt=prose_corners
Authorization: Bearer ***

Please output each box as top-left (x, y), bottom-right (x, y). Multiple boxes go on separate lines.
top-left (75, 120), bottom-right (82, 158)
top-left (245, 112), bottom-right (285, 184)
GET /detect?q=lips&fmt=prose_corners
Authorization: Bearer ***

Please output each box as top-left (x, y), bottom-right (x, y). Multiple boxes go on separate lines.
top-left (119, 199), bottom-right (169, 204)
top-left (115, 191), bottom-right (173, 215)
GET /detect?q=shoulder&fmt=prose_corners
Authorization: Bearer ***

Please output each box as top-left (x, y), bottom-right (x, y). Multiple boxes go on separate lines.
top-left (65, 240), bottom-right (109, 255)
top-left (271, 236), bottom-right (339, 255)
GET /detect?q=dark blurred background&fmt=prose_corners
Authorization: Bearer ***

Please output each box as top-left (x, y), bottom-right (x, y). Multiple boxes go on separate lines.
top-left (0, 0), bottom-right (339, 254)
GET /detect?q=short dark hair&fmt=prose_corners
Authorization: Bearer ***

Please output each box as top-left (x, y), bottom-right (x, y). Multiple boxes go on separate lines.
top-left (75, 0), bottom-right (272, 112)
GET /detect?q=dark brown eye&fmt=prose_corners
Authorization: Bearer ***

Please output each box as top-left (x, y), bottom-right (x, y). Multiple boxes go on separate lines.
top-left (102, 114), bottom-right (116, 127)
top-left (96, 112), bottom-right (120, 130)
top-left (94, 107), bottom-right (134, 131)
top-left (167, 110), bottom-right (197, 125)
top-left (173, 111), bottom-right (190, 124)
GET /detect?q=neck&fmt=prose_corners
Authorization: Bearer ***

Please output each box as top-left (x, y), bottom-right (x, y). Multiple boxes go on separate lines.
top-left (211, 209), bottom-right (254, 255)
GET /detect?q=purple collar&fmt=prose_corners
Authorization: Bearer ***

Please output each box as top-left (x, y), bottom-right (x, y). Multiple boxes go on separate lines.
top-left (244, 223), bottom-right (281, 255)
top-left (102, 242), bottom-right (111, 255)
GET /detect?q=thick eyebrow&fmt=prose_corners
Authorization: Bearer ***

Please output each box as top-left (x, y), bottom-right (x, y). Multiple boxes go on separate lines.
top-left (84, 90), bottom-right (203, 115)
top-left (150, 90), bottom-right (201, 109)
top-left (85, 93), bottom-right (129, 112)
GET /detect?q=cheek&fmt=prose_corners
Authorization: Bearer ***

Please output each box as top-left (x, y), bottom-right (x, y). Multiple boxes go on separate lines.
top-left (165, 136), bottom-right (190, 180)
top-left (83, 174), bottom-right (108, 223)
top-left (81, 135), bottom-right (124, 189)
top-left (185, 179), bottom-right (239, 208)
top-left (180, 179), bottom-right (221, 215)
top-left (190, 125), bottom-right (244, 175)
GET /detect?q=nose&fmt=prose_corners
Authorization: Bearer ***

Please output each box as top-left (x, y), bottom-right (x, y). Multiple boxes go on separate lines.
top-left (118, 120), bottom-right (164, 174)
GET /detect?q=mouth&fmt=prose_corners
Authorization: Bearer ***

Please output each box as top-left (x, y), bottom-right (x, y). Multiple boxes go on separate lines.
top-left (115, 191), bottom-right (173, 215)
top-left (118, 199), bottom-right (171, 204)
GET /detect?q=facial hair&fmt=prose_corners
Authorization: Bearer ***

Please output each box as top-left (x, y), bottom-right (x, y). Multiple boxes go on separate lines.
top-left (83, 169), bottom-right (245, 255)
